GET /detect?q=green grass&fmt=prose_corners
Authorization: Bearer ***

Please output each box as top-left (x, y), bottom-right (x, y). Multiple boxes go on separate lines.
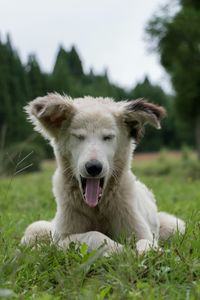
top-left (0, 158), bottom-right (200, 300)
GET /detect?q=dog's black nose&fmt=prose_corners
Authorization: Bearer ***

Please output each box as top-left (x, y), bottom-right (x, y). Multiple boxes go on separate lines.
top-left (85, 160), bottom-right (103, 177)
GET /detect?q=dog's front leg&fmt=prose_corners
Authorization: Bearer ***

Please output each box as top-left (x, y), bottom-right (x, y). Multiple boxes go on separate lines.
top-left (112, 209), bottom-right (159, 255)
top-left (57, 231), bottom-right (123, 256)
top-left (136, 239), bottom-right (159, 255)
top-left (132, 213), bottom-right (159, 254)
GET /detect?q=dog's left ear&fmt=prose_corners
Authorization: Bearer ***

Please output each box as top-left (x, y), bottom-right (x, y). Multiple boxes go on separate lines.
top-left (121, 98), bottom-right (166, 142)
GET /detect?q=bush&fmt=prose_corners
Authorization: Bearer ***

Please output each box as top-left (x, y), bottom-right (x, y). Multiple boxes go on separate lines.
top-left (180, 158), bottom-right (200, 180)
top-left (138, 149), bottom-right (173, 176)
top-left (0, 143), bottom-right (45, 176)
top-left (181, 145), bottom-right (193, 162)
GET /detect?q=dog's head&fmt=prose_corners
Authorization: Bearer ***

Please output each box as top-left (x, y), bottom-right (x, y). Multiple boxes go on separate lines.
top-left (25, 93), bottom-right (166, 208)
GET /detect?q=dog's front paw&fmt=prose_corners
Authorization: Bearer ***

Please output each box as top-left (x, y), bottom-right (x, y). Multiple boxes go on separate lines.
top-left (103, 242), bottom-right (124, 257)
top-left (136, 239), bottom-right (160, 255)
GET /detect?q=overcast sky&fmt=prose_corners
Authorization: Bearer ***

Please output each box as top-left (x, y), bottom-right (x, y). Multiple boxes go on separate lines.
top-left (0, 0), bottom-right (171, 91)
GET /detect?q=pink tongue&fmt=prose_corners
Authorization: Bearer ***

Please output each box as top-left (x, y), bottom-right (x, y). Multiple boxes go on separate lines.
top-left (85, 178), bottom-right (101, 207)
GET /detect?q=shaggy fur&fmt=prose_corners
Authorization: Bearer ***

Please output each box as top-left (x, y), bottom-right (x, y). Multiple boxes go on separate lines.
top-left (21, 94), bottom-right (185, 255)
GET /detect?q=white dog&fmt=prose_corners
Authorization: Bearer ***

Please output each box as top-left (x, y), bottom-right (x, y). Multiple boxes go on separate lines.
top-left (21, 93), bottom-right (185, 255)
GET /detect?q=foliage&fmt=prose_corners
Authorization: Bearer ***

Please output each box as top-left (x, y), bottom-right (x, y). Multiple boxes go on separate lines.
top-left (0, 35), bottom-right (30, 144)
top-left (0, 160), bottom-right (199, 299)
top-left (26, 54), bottom-right (48, 100)
top-left (146, 0), bottom-right (200, 157)
top-left (134, 149), bottom-right (200, 180)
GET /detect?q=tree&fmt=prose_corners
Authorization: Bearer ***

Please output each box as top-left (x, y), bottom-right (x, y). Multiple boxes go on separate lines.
top-left (146, 1), bottom-right (200, 158)
top-left (26, 54), bottom-right (48, 99)
top-left (51, 47), bottom-right (73, 94)
top-left (68, 46), bottom-right (84, 78)
top-left (0, 35), bottom-right (30, 144)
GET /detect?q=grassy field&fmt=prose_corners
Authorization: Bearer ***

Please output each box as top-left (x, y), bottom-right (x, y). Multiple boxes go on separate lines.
top-left (0, 154), bottom-right (200, 300)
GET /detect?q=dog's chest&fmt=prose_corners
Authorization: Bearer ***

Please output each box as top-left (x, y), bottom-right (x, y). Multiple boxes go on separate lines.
top-left (96, 218), bottom-right (111, 236)
top-left (86, 207), bottom-right (111, 236)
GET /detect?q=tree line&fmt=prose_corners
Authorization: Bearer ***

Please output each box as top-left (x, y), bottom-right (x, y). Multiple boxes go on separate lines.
top-left (0, 35), bottom-right (194, 158)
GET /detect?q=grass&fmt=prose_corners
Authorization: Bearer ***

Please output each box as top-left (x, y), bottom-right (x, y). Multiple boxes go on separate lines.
top-left (0, 156), bottom-right (200, 299)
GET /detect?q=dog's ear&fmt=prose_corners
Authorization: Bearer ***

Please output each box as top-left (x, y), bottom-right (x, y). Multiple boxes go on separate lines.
top-left (25, 93), bottom-right (75, 139)
top-left (121, 98), bottom-right (166, 142)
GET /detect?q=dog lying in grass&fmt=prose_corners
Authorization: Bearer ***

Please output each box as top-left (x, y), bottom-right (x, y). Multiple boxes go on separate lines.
top-left (21, 93), bottom-right (185, 255)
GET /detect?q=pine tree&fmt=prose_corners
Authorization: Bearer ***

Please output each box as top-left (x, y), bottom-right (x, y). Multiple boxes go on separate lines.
top-left (51, 46), bottom-right (73, 94)
top-left (26, 54), bottom-right (48, 99)
top-left (68, 46), bottom-right (84, 78)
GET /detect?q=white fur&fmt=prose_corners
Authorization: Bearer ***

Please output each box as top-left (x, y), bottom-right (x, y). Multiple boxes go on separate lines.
top-left (22, 94), bottom-right (185, 255)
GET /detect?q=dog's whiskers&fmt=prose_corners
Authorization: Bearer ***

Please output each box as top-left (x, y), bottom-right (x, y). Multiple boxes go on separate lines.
top-left (62, 166), bottom-right (76, 184)
top-left (62, 165), bottom-right (72, 174)
top-left (110, 168), bottom-right (120, 184)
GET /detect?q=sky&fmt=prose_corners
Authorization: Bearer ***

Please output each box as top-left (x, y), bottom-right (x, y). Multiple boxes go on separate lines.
top-left (0, 0), bottom-right (171, 92)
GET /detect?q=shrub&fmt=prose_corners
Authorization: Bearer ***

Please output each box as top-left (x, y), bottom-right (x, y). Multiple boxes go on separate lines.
top-left (181, 145), bottom-right (193, 162)
top-left (141, 149), bottom-right (173, 176)
top-left (0, 143), bottom-right (45, 176)
top-left (180, 159), bottom-right (200, 180)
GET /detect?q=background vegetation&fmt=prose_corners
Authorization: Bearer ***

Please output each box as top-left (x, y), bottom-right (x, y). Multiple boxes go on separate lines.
top-left (146, 0), bottom-right (200, 159)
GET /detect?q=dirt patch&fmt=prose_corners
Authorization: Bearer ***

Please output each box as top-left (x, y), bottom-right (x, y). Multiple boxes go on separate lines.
top-left (134, 151), bottom-right (182, 161)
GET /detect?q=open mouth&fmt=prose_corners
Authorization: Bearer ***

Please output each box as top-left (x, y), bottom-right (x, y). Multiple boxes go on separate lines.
top-left (80, 176), bottom-right (105, 208)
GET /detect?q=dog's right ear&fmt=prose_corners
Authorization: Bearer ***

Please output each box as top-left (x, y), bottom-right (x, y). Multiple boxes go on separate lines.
top-left (119, 98), bottom-right (166, 143)
top-left (25, 93), bottom-right (75, 139)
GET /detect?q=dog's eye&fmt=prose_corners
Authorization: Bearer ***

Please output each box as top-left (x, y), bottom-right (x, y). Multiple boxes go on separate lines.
top-left (73, 134), bottom-right (85, 141)
top-left (78, 135), bottom-right (85, 141)
top-left (103, 134), bottom-right (115, 141)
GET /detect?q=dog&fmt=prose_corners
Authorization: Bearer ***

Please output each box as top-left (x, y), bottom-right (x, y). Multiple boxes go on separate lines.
top-left (21, 93), bottom-right (185, 255)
